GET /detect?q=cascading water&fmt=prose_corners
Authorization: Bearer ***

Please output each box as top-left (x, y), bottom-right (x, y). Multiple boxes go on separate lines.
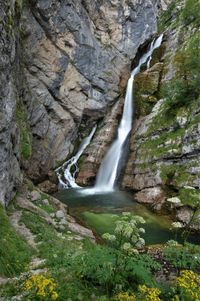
top-left (94, 34), bottom-right (163, 192)
top-left (56, 125), bottom-right (97, 188)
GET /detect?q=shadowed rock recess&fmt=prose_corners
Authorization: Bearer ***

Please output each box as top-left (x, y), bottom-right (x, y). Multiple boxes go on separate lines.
top-left (1, 0), bottom-right (166, 206)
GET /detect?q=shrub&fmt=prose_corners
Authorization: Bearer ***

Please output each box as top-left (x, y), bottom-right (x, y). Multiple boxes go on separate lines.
top-left (72, 213), bottom-right (159, 294)
top-left (164, 243), bottom-right (200, 271)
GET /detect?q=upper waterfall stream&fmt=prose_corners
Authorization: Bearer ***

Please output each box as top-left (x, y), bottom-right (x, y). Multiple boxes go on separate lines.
top-left (95, 34), bottom-right (163, 191)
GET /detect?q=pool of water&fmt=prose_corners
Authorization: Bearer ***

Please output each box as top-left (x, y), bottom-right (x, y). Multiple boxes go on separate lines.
top-left (55, 188), bottom-right (198, 245)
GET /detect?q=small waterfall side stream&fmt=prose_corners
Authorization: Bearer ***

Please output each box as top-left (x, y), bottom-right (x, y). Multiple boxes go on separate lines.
top-left (56, 125), bottom-right (97, 188)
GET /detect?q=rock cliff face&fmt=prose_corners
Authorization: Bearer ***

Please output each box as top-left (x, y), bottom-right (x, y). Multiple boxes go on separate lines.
top-left (22, 0), bottom-right (159, 185)
top-left (1, 0), bottom-right (164, 205)
top-left (122, 2), bottom-right (200, 206)
top-left (0, 1), bottom-right (22, 206)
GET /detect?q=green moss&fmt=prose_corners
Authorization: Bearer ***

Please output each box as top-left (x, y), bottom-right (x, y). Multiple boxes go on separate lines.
top-left (0, 205), bottom-right (33, 277)
top-left (138, 127), bottom-right (184, 161)
top-left (16, 103), bottom-right (32, 160)
top-left (158, 1), bottom-right (177, 32)
top-left (160, 163), bottom-right (197, 187)
top-left (181, 0), bottom-right (200, 26)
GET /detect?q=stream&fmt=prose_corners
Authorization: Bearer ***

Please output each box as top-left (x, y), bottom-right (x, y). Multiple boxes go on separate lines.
top-left (55, 188), bottom-right (199, 245)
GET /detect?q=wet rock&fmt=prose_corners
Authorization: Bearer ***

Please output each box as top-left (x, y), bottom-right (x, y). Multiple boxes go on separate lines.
top-left (135, 187), bottom-right (165, 208)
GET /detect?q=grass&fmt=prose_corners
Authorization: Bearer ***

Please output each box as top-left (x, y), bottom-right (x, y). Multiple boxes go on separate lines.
top-left (20, 210), bottom-right (100, 300)
top-left (0, 205), bottom-right (33, 277)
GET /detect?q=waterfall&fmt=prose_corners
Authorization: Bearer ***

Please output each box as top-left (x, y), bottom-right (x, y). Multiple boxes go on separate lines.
top-left (56, 125), bottom-right (97, 188)
top-left (94, 34), bottom-right (163, 192)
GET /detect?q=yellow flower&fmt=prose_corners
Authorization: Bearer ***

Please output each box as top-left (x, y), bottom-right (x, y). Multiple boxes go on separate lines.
top-left (23, 273), bottom-right (59, 300)
top-left (176, 270), bottom-right (200, 301)
top-left (138, 285), bottom-right (162, 301)
top-left (52, 291), bottom-right (59, 300)
top-left (114, 292), bottom-right (136, 301)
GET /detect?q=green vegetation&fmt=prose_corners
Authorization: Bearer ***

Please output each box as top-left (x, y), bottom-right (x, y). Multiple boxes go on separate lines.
top-left (164, 243), bottom-right (200, 271)
top-left (162, 31), bottom-right (200, 114)
top-left (181, 0), bottom-right (200, 26)
top-left (1, 200), bottom-right (200, 301)
top-left (16, 103), bottom-right (32, 160)
top-left (160, 163), bottom-right (197, 187)
top-left (0, 205), bottom-right (33, 277)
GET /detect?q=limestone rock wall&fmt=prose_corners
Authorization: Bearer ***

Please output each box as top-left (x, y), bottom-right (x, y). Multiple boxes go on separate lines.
top-left (0, 0), bottom-right (168, 205)
top-left (0, 1), bottom-right (22, 206)
top-left (122, 4), bottom-right (200, 204)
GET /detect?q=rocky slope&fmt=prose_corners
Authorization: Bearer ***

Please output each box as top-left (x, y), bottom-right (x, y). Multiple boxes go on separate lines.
top-left (1, 0), bottom-right (168, 206)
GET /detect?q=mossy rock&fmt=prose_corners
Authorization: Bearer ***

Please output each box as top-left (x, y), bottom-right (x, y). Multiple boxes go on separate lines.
top-left (135, 71), bottom-right (160, 95)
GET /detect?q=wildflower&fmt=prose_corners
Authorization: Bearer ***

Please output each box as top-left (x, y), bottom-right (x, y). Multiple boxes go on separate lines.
top-left (138, 285), bottom-right (162, 301)
top-left (166, 240), bottom-right (178, 247)
top-left (139, 227), bottom-right (145, 234)
top-left (176, 270), bottom-right (200, 301)
top-left (171, 222), bottom-right (183, 228)
top-left (23, 274), bottom-right (58, 300)
top-left (114, 291), bottom-right (136, 301)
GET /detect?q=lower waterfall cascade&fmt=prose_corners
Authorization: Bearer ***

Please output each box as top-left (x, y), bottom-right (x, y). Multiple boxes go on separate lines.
top-left (57, 34), bottom-right (163, 192)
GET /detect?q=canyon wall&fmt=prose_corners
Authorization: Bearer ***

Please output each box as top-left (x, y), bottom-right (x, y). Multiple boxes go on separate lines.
top-left (0, 0), bottom-right (165, 205)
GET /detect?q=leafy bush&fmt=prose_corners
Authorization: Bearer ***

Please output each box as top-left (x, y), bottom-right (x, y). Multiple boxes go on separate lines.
top-left (164, 243), bottom-right (200, 271)
top-left (72, 213), bottom-right (160, 294)
top-left (72, 244), bottom-right (159, 294)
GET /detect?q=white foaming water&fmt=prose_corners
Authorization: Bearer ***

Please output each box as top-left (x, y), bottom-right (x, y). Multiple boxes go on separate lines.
top-left (56, 125), bottom-right (97, 188)
top-left (94, 34), bottom-right (163, 192)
